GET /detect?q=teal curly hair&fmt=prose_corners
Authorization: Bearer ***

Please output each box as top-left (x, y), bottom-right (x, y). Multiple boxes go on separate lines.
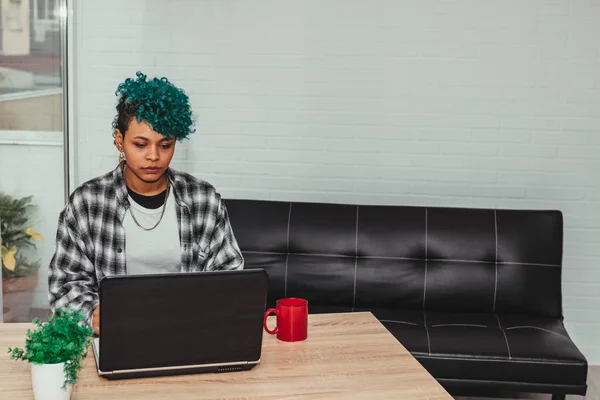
top-left (112, 71), bottom-right (195, 141)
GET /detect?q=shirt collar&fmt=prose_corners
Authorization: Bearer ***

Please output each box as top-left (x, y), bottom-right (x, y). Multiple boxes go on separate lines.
top-left (112, 166), bottom-right (189, 210)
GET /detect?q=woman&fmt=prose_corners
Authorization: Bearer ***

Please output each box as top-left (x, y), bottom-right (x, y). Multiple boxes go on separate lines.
top-left (48, 72), bottom-right (244, 334)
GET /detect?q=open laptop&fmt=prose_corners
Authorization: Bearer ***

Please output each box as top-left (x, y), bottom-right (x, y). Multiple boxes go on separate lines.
top-left (91, 268), bottom-right (268, 380)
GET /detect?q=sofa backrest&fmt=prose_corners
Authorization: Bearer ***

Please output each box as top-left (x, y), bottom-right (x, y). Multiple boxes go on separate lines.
top-left (225, 199), bottom-right (564, 318)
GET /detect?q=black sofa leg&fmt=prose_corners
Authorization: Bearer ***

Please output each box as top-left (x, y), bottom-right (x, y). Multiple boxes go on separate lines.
top-left (551, 395), bottom-right (565, 400)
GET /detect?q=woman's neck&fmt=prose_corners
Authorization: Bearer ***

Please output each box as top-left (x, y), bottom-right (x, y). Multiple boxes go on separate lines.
top-left (123, 167), bottom-right (168, 196)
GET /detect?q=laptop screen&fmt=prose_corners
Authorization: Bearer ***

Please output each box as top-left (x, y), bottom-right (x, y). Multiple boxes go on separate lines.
top-left (98, 269), bottom-right (268, 372)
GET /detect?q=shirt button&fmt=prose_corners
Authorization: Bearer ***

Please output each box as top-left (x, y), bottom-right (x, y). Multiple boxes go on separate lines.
top-left (117, 248), bottom-right (123, 253)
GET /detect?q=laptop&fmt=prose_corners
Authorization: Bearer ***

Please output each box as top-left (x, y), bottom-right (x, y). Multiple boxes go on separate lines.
top-left (91, 268), bottom-right (269, 380)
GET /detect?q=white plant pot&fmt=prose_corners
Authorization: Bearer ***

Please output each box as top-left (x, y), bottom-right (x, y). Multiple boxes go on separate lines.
top-left (31, 363), bottom-right (73, 400)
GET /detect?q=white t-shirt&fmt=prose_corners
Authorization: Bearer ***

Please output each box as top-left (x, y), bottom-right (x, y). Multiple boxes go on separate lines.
top-left (123, 188), bottom-right (181, 275)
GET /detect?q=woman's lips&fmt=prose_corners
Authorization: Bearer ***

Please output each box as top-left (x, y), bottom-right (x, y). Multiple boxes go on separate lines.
top-left (141, 167), bottom-right (161, 174)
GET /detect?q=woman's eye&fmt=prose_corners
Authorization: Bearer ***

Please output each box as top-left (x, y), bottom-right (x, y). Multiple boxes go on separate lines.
top-left (161, 144), bottom-right (173, 149)
top-left (134, 143), bottom-right (146, 148)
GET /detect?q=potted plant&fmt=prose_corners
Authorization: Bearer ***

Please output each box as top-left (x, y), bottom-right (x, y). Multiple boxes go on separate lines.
top-left (8, 308), bottom-right (94, 400)
top-left (1, 193), bottom-right (44, 322)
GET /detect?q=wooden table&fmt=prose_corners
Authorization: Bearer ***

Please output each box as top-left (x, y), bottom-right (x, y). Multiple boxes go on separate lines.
top-left (0, 312), bottom-right (451, 399)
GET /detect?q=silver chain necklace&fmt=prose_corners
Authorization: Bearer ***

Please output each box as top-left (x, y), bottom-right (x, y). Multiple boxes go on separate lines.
top-left (128, 185), bottom-right (171, 231)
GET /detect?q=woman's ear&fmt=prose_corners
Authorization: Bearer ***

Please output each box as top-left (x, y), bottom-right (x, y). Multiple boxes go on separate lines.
top-left (114, 130), bottom-right (124, 152)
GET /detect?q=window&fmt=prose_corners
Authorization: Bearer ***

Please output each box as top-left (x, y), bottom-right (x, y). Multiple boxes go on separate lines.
top-left (34, 0), bottom-right (59, 22)
top-left (0, 0), bottom-right (67, 323)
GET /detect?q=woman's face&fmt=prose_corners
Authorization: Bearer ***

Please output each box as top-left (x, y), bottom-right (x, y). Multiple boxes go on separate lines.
top-left (115, 118), bottom-right (176, 186)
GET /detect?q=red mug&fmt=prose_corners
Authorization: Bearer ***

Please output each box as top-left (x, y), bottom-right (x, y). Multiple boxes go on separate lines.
top-left (263, 298), bottom-right (308, 342)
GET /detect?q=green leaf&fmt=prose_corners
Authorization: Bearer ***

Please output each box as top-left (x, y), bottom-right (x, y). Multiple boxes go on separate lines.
top-left (7, 308), bottom-right (93, 387)
top-left (0, 192), bottom-right (43, 279)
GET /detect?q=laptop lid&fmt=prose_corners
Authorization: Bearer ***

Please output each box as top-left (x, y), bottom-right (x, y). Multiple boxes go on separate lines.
top-left (98, 269), bottom-right (268, 374)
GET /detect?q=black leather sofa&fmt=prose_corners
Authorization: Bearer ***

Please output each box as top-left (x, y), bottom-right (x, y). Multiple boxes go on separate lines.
top-left (225, 199), bottom-right (588, 399)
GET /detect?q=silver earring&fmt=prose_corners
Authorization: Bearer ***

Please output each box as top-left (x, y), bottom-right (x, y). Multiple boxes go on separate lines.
top-left (118, 152), bottom-right (126, 169)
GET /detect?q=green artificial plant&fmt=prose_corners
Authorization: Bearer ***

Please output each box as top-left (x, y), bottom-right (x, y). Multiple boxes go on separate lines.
top-left (8, 308), bottom-right (94, 388)
top-left (0, 193), bottom-right (44, 279)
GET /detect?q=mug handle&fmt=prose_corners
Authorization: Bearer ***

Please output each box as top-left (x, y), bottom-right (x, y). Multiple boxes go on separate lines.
top-left (263, 308), bottom-right (279, 334)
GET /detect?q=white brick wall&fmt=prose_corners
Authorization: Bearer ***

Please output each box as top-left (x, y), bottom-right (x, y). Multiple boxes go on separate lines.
top-left (73, 0), bottom-right (600, 363)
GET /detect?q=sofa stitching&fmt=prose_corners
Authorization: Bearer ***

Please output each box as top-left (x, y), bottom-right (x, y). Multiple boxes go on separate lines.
top-left (424, 310), bottom-right (431, 356)
top-left (241, 250), bottom-right (560, 267)
top-left (496, 315), bottom-right (512, 359)
top-left (287, 203), bottom-right (292, 251)
top-left (505, 326), bottom-right (568, 338)
top-left (380, 319), bottom-right (566, 337)
top-left (423, 208), bottom-right (428, 309)
top-left (380, 319), bottom-right (418, 326)
top-left (493, 209), bottom-right (498, 313)
top-left (431, 324), bottom-right (488, 328)
top-left (423, 209), bottom-right (431, 356)
top-left (502, 329), bottom-right (512, 360)
top-left (437, 377), bottom-right (589, 389)
top-left (413, 354), bottom-right (586, 366)
top-left (352, 206), bottom-right (359, 312)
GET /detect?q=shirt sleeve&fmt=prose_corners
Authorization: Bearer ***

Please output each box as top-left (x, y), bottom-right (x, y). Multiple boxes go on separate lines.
top-left (48, 204), bottom-right (99, 326)
top-left (205, 199), bottom-right (244, 271)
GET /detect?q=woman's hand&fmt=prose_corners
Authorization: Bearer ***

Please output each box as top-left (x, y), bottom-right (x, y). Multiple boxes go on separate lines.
top-left (92, 305), bottom-right (100, 335)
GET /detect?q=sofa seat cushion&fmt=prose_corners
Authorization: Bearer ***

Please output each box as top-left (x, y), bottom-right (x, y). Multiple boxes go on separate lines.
top-left (358, 308), bottom-right (587, 386)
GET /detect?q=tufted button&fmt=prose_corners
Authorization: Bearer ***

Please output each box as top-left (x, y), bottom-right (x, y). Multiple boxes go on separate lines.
top-left (117, 248), bottom-right (123, 253)
top-left (183, 245), bottom-right (188, 251)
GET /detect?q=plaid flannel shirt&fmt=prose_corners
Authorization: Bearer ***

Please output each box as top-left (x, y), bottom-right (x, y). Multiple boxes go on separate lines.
top-left (48, 167), bottom-right (244, 324)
